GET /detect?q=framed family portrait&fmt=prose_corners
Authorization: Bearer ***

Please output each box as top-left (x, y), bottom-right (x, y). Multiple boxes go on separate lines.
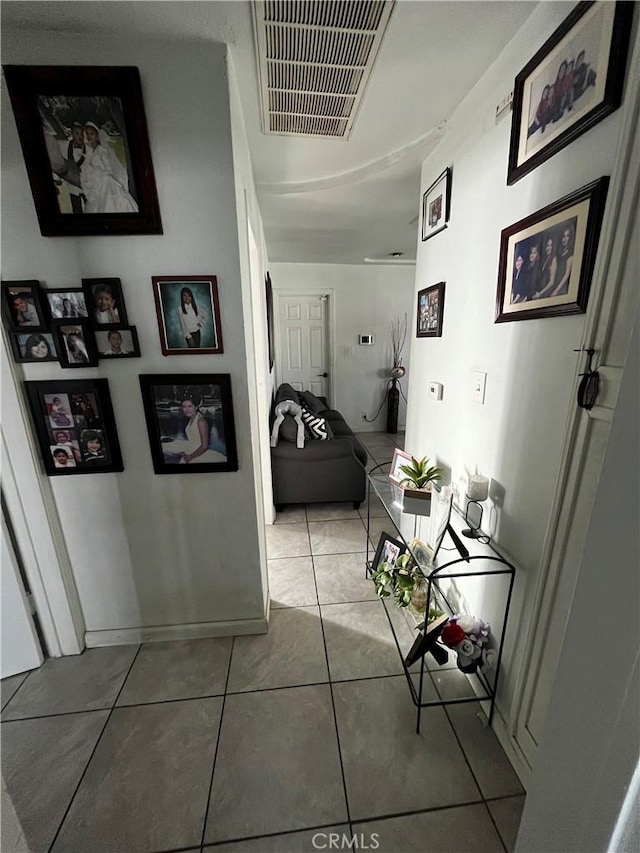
top-left (152, 276), bottom-right (223, 355)
top-left (507, 1), bottom-right (633, 184)
top-left (495, 177), bottom-right (609, 323)
top-left (2, 280), bottom-right (48, 332)
top-left (2, 65), bottom-right (162, 236)
top-left (44, 288), bottom-right (88, 320)
top-left (416, 282), bottom-right (445, 338)
top-left (95, 326), bottom-right (140, 359)
top-left (52, 320), bottom-right (99, 367)
top-left (421, 167), bottom-right (451, 241)
top-left (24, 378), bottom-right (123, 475)
top-left (139, 374), bottom-right (238, 474)
top-left (82, 278), bottom-right (128, 328)
top-left (10, 332), bottom-right (58, 364)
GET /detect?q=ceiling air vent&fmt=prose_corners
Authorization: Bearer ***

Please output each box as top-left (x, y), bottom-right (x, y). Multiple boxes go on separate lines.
top-left (253, 1), bottom-right (395, 140)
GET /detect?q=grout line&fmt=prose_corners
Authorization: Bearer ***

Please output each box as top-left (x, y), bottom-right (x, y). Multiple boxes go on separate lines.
top-left (46, 643), bottom-right (143, 853)
top-left (1, 670), bottom-right (32, 713)
top-left (200, 820), bottom-right (349, 849)
top-left (440, 700), bottom-right (486, 805)
top-left (483, 799), bottom-right (510, 853)
top-left (1, 706), bottom-right (116, 724)
top-left (349, 796), bottom-right (487, 826)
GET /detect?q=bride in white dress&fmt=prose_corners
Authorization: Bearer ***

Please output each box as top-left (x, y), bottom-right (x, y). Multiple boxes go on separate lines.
top-left (81, 122), bottom-right (139, 214)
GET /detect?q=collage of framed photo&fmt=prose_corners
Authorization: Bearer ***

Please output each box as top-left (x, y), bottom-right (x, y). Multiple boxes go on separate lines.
top-left (152, 276), bottom-right (223, 356)
top-left (24, 379), bottom-right (123, 475)
top-left (416, 282), bottom-right (445, 338)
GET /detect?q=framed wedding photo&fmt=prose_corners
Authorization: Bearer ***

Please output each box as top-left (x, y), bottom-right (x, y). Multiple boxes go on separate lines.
top-left (139, 374), bottom-right (238, 474)
top-left (495, 177), bottom-right (609, 323)
top-left (421, 167), bottom-right (451, 241)
top-left (507, 1), bottom-right (633, 185)
top-left (82, 278), bottom-right (128, 328)
top-left (2, 280), bottom-right (48, 332)
top-left (2, 65), bottom-right (162, 236)
top-left (417, 282), bottom-right (445, 338)
top-left (152, 276), bottom-right (223, 356)
top-left (24, 379), bottom-right (123, 476)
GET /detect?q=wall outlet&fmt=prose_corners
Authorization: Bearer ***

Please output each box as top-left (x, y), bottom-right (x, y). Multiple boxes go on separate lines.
top-left (361, 412), bottom-right (367, 420)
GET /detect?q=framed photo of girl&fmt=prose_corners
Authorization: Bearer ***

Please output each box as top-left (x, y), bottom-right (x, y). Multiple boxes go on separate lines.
top-left (82, 278), bottom-right (128, 328)
top-left (421, 167), bottom-right (451, 241)
top-left (10, 332), bottom-right (58, 364)
top-left (507, 1), bottom-right (633, 185)
top-left (139, 374), bottom-right (238, 474)
top-left (152, 276), bottom-right (223, 355)
top-left (416, 282), bottom-right (445, 338)
top-left (24, 379), bottom-right (123, 476)
top-left (2, 65), bottom-right (162, 236)
top-left (495, 177), bottom-right (609, 323)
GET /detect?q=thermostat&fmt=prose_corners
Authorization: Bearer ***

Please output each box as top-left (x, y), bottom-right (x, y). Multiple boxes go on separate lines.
top-left (359, 334), bottom-right (375, 345)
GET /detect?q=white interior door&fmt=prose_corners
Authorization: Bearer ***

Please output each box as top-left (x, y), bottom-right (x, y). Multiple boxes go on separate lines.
top-left (277, 293), bottom-right (330, 398)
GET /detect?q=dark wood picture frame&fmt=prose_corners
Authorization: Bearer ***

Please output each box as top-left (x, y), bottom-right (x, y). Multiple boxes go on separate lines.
top-left (51, 319), bottom-right (100, 367)
top-left (265, 272), bottom-right (275, 371)
top-left (24, 378), bottom-right (123, 475)
top-left (2, 280), bottom-right (48, 332)
top-left (81, 278), bottom-right (128, 329)
top-left (2, 65), bottom-right (162, 236)
top-left (421, 167), bottom-right (451, 241)
top-left (495, 177), bottom-right (609, 323)
top-left (507, 1), bottom-right (633, 185)
top-left (95, 326), bottom-right (141, 359)
top-left (10, 331), bottom-right (59, 364)
top-left (43, 288), bottom-right (89, 321)
top-left (152, 276), bottom-right (223, 356)
top-left (139, 374), bottom-right (238, 474)
top-left (416, 282), bottom-right (445, 338)
top-left (373, 532), bottom-right (407, 573)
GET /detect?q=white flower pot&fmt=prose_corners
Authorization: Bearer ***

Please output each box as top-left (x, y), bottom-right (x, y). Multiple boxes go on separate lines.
top-left (401, 488), bottom-right (432, 517)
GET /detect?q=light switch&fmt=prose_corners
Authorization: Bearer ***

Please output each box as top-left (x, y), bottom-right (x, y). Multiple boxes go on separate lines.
top-left (472, 371), bottom-right (487, 404)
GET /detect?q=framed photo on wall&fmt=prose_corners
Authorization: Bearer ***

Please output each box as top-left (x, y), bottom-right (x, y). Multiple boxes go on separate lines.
top-left (421, 167), bottom-right (451, 241)
top-left (82, 278), bottom-right (128, 328)
top-left (139, 374), bottom-right (238, 474)
top-left (51, 320), bottom-right (99, 367)
top-left (10, 331), bottom-right (58, 363)
top-left (24, 378), bottom-right (123, 475)
top-left (2, 65), bottom-right (162, 236)
top-left (507, 1), bottom-right (633, 185)
top-left (495, 177), bottom-right (609, 323)
top-left (44, 288), bottom-right (89, 320)
top-left (416, 282), bottom-right (445, 338)
top-left (2, 280), bottom-right (48, 332)
top-left (265, 272), bottom-right (275, 371)
top-left (95, 326), bottom-right (140, 359)
top-left (152, 276), bottom-right (223, 355)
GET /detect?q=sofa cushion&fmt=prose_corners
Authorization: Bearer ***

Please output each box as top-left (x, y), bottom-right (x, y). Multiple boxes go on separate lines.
top-left (322, 409), bottom-right (346, 425)
top-left (299, 390), bottom-right (328, 414)
top-left (329, 420), bottom-right (354, 437)
top-left (300, 408), bottom-right (333, 440)
top-left (275, 383), bottom-right (301, 407)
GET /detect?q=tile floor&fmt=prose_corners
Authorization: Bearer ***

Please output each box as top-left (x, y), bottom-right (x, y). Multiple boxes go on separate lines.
top-left (1, 432), bottom-right (525, 853)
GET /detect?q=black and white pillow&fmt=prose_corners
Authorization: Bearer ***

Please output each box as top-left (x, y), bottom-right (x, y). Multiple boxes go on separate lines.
top-left (300, 407), bottom-right (333, 440)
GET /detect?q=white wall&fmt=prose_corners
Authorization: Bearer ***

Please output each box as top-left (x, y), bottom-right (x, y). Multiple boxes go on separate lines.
top-left (1, 32), bottom-right (267, 639)
top-left (270, 263), bottom-right (415, 431)
top-left (408, 1), bottom-right (635, 721)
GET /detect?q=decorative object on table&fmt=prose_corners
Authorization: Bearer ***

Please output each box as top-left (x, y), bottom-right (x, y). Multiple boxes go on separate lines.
top-left (2, 280), bottom-right (48, 332)
top-left (392, 453), bottom-right (444, 517)
top-left (95, 326), bottom-right (141, 359)
top-left (416, 282), bottom-right (445, 338)
top-left (421, 166), bottom-right (451, 241)
top-left (265, 272), bottom-right (275, 371)
top-left (151, 275), bottom-right (223, 355)
top-left (10, 332), bottom-right (58, 364)
top-left (575, 347), bottom-right (600, 410)
top-left (404, 612), bottom-right (450, 669)
top-left (462, 474), bottom-right (491, 542)
top-left (388, 447), bottom-right (412, 486)
top-left (2, 65), bottom-right (162, 236)
top-left (51, 320), bottom-right (99, 367)
top-left (371, 538), bottom-right (417, 607)
top-left (81, 278), bottom-right (128, 329)
top-left (387, 313), bottom-right (407, 434)
top-left (44, 288), bottom-right (88, 320)
top-left (139, 373), bottom-right (238, 474)
top-left (495, 177), bottom-right (609, 323)
top-left (507, 1), bottom-right (633, 185)
top-left (440, 615), bottom-right (494, 674)
top-left (24, 379), bottom-right (123, 475)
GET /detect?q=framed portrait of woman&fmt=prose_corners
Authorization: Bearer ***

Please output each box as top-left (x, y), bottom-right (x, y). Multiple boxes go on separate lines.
top-left (151, 276), bottom-right (223, 356)
top-left (2, 65), bottom-right (162, 236)
top-left (139, 374), bottom-right (238, 474)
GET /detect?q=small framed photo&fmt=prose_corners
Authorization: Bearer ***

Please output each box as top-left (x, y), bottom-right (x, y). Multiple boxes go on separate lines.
top-left (2, 280), bottom-right (48, 332)
top-left (139, 374), bottom-right (238, 474)
top-left (507, 1), bottom-right (633, 185)
top-left (95, 326), bottom-right (140, 359)
top-left (373, 532), bottom-right (407, 573)
top-left (417, 282), bottom-right (445, 338)
top-left (52, 320), bottom-right (99, 367)
top-left (152, 276), bottom-right (223, 355)
top-left (421, 167), bottom-right (451, 241)
top-left (44, 288), bottom-right (88, 320)
top-left (81, 278), bottom-right (128, 327)
top-left (265, 272), bottom-right (275, 371)
top-left (10, 331), bottom-right (58, 363)
top-left (389, 448), bottom-right (412, 486)
top-left (24, 379), bottom-right (123, 475)
top-left (495, 177), bottom-right (609, 323)
top-left (2, 65), bottom-right (162, 236)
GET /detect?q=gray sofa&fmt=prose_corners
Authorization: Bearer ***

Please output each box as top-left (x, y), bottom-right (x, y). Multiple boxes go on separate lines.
top-left (270, 383), bottom-right (369, 509)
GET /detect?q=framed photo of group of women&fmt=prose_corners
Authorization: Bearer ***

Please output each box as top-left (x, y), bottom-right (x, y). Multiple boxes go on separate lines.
top-left (24, 379), bottom-right (123, 475)
top-left (2, 64), bottom-right (162, 237)
top-left (152, 276), bottom-right (223, 356)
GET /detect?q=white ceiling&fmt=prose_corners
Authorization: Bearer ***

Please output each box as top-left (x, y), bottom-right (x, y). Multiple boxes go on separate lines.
top-left (2, 0), bottom-right (538, 264)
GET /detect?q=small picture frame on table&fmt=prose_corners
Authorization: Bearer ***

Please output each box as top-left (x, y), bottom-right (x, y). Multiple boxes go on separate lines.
top-left (152, 276), bottom-right (223, 355)
top-left (388, 448), bottom-right (412, 486)
top-left (44, 288), bottom-right (88, 320)
top-left (2, 280), bottom-right (48, 332)
top-left (52, 320), bottom-right (99, 367)
top-left (421, 167), bottom-right (451, 242)
top-left (416, 282), bottom-right (445, 338)
top-left (10, 331), bottom-right (58, 363)
top-left (82, 278), bottom-right (128, 328)
top-left (96, 326), bottom-right (140, 359)
top-left (24, 378), bottom-right (123, 475)
top-left (372, 532), bottom-right (407, 574)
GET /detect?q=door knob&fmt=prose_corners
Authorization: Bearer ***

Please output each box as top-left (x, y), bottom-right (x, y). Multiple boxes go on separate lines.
top-left (317, 372), bottom-right (328, 377)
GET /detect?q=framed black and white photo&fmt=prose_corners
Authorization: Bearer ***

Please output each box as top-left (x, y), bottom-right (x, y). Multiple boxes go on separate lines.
top-left (495, 177), bottom-right (608, 323)
top-left (139, 374), bottom-right (238, 474)
top-left (416, 282), bottom-right (445, 338)
top-left (2, 65), bottom-right (162, 236)
top-left (44, 288), bottom-right (88, 320)
top-left (507, 1), bottom-right (633, 184)
top-left (421, 167), bottom-right (451, 241)
top-left (2, 280), bottom-right (48, 332)
top-left (96, 326), bottom-right (140, 359)
top-left (373, 532), bottom-right (407, 574)
top-left (82, 278), bottom-right (128, 328)
top-left (24, 379), bottom-right (123, 475)
top-left (10, 332), bottom-right (58, 363)
top-left (152, 276), bottom-right (223, 355)
top-left (52, 320), bottom-right (99, 367)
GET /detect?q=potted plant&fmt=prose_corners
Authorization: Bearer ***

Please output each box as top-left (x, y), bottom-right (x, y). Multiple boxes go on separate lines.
top-left (398, 455), bottom-right (443, 516)
top-left (372, 552), bottom-right (422, 609)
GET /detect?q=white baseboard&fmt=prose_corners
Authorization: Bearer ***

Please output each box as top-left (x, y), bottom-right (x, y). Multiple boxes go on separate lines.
top-left (85, 615), bottom-right (269, 648)
top-left (491, 709), bottom-right (533, 791)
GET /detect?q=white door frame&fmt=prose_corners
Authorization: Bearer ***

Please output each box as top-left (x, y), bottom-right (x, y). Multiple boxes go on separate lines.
top-left (273, 288), bottom-right (337, 407)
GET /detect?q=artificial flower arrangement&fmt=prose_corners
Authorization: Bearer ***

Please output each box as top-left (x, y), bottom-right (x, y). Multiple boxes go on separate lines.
top-left (439, 614), bottom-right (496, 673)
